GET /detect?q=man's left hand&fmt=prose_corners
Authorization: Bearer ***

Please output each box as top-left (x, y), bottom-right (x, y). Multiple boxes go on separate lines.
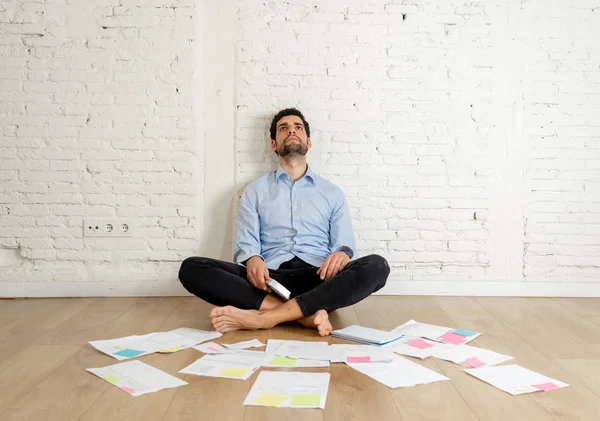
top-left (317, 251), bottom-right (350, 280)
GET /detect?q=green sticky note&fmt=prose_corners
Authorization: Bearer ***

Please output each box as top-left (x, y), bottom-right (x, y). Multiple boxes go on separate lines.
top-left (269, 356), bottom-right (298, 366)
top-left (219, 367), bottom-right (250, 378)
top-left (252, 393), bottom-right (289, 407)
top-left (291, 394), bottom-right (321, 407)
top-left (104, 374), bottom-right (119, 384)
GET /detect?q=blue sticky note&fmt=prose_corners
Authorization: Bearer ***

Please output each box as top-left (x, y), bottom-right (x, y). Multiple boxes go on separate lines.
top-left (114, 348), bottom-right (145, 358)
top-left (453, 328), bottom-right (477, 337)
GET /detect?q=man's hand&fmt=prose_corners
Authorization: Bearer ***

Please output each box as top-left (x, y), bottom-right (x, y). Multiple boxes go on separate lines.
top-left (246, 256), bottom-right (271, 292)
top-left (317, 251), bottom-right (350, 281)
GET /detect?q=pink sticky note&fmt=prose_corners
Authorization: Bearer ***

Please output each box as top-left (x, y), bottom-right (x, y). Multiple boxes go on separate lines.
top-left (465, 357), bottom-right (485, 368)
top-left (208, 346), bottom-right (221, 352)
top-left (533, 382), bottom-right (559, 391)
top-left (440, 332), bottom-right (467, 344)
top-left (407, 339), bottom-right (434, 350)
top-left (347, 356), bottom-right (371, 363)
top-left (120, 386), bottom-right (135, 394)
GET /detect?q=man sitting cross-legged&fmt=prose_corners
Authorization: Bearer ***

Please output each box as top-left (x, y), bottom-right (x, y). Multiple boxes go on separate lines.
top-left (179, 108), bottom-right (390, 336)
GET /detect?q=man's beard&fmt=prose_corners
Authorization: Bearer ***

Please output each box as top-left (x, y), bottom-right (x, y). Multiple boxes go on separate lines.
top-left (278, 140), bottom-right (308, 157)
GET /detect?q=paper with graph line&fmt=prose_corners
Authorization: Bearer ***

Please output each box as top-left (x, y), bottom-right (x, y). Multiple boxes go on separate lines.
top-left (346, 354), bottom-right (450, 389)
top-left (244, 371), bottom-right (330, 409)
top-left (179, 351), bottom-right (265, 380)
top-left (87, 360), bottom-right (187, 396)
top-left (465, 364), bottom-right (569, 395)
top-left (432, 344), bottom-right (513, 368)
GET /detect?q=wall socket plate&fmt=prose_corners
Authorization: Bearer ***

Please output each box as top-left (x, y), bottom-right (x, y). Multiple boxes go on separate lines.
top-left (84, 219), bottom-right (133, 237)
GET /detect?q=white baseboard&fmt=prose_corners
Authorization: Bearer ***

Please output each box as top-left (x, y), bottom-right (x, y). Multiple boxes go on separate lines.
top-left (375, 280), bottom-right (600, 297)
top-left (1, 279), bottom-right (599, 298)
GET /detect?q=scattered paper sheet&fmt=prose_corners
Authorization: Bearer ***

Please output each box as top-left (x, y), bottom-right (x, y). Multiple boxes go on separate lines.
top-left (179, 351), bottom-right (265, 380)
top-left (392, 320), bottom-right (481, 344)
top-left (465, 364), bottom-right (569, 395)
top-left (244, 371), bottom-right (330, 409)
top-left (89, 328), bottom-right (222, 360)
top-left (331, 325), bottom-right (403, 345)
top-left (328, 344), bottom-right (394, 363)
top-left (264, 340), bottom-right (330, 367)
top-left (433, 344), bottom-right (513, 368)
top-left (271, 340), bottom-right (331, 361)
top-left (347, 354), bottom-right (450, 389)
top-left (222, 339), bottom-right (265, 350)
top-left (384, 337), bottom-right (453, 359)
top-left (87, 360), bottom-right (187, 396)
top-left (192, 342), bottom-right (232, 354)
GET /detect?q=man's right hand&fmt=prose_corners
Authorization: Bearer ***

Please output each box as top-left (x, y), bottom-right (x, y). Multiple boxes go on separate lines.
top-left (246, 256), bottom-right (271, 292)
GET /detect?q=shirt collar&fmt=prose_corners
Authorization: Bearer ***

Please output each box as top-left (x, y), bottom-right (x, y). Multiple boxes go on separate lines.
top-left (275, 165), bottom-right (316, 185)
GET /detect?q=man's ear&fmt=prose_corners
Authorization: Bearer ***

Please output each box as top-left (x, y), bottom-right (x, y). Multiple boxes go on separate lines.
top-left (307, 137), bottom-right (312, 149)
top-left (270, 139), bottom-right (277, 153)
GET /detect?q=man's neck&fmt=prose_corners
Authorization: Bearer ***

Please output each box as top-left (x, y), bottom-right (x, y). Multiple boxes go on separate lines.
top-left (279, 157), bottom-right (308, 181)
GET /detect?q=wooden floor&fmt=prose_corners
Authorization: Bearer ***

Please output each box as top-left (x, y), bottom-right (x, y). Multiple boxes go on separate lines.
top-left (0, 296), bottom-right (599, 421)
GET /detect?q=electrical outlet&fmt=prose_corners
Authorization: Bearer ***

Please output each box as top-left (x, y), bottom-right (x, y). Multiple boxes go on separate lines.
top-left (84, 219), bottom-right (133, 237)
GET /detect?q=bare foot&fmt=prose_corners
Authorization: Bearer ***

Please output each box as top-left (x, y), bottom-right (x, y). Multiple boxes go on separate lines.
top-left (298, 309), bottom-right (332, 336)
top-left (210, 306), bottom-right (270, 333)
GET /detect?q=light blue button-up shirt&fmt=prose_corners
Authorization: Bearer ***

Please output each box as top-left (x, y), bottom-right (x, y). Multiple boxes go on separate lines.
top-left (234, 165), bottom-right (356, 269)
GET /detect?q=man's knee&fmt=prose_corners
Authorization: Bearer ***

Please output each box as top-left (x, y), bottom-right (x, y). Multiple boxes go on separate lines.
top-left (178, 256), bottom-right (212, 288)
top-left (363, 254), bottom-right (390, 291)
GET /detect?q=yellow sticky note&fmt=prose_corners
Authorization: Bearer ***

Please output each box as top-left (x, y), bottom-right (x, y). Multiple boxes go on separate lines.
top-left (252, 393), bottom-right (289, 407)
top-left (104, 375), bottom-right (119, 384)
top-left (291, 394), bottom-right (321, 407)
top-left (269, 356), bottom-right (298, 366)
top-left (515, 387), bottom-right (533, 393)
top-left (114, 346), bottom-right (124, 351)
top-left (159, 346), bottom-right (182, 353)
top-left (219, 367), bottom-right (251, 378)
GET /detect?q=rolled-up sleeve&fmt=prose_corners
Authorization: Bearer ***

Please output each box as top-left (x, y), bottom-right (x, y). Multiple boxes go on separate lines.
top-left (329, 191), bottom-right (356, 258)
top-left (233, 187), bottom-right (263, 265)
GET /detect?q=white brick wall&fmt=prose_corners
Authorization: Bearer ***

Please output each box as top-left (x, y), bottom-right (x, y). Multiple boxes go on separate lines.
top-left (235, 0), bottom-right (600, 291)
top-left (0, 0), bottom-right (201, 288)
top-left (1, 0), bottom-right (599, 296)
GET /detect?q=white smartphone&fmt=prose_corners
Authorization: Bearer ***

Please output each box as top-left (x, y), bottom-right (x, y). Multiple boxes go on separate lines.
top-left (266, 279), bottom-right (291, 301)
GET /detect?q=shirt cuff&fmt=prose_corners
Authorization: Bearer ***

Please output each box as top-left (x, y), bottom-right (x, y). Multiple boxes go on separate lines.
top-left (335, 246), bottom-right (354, 259)
top-left (234, 249), bottom-right (264, 266)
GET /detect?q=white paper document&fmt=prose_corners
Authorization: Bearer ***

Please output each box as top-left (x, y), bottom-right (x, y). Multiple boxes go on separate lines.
top-left (89, 328), bottom-right (222, 359)
top-left (179, 351), bottom-right (265, 380)
top-left (264, 340), bottom-right (330, 367)
top-left (392, 320), bottom-right (481, 344)
top-left (87, 360), bottom-right (187, 396)
top-left (465, 364), bottom-right (569, 395)
top-left (331, 325), bottom-right (403, 345)
top-left (244, 371), bottom-right (330, 409)
top-left (347, 354), bottom-right (450, 389)
top-left (192, 341), bottom-right (232, 354)
top-left (433, 344), bottom-right (513, 368)
top-left (271, 340), bottom-right (331, 361)
top-left (222, 339), bottom-right (265, 350)
top-left (384, 337), bottom-right (453, 359)
top-left (328, 344), bottom-right (394, 363)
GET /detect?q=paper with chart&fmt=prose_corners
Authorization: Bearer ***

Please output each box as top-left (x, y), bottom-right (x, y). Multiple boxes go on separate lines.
top-left (347, 354), bottom-right (450, 389)
top-left (331, 325), bottom-right (403, 345)
top-left (433, 344), bottom-right (513, 368)
top-left (263, 340), bottom-right (330, 368)
top-left (271, 340), bottom-right (331, 361)
top-left (328, 344), bottom-right (394, 363)
top-left (179, 351), bottom-right (265, 380)
top-left (465, 364), bottom-right (569, 395)
top-left (244, 371), bottom-right (330, 409)
top-left (192, 341), bottom-right (232, 354)
top-left (384, 337), bottom-right (453, 359)
top-left (87, 360), bottom-right (187, 396)
top-left (222, 339), bottom-right (265, 350)
top-left (393, 320), bottom-right (481, 344)
top-left (89, 328), bottom-right (222, 359)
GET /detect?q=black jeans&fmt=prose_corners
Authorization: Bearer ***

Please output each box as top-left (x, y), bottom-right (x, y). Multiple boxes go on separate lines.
top-left (179, 255), bottom-right (390, 317)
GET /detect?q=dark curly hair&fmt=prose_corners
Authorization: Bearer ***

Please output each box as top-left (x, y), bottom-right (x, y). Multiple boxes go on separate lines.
top-left (269, 108), bottom-right (311, 140)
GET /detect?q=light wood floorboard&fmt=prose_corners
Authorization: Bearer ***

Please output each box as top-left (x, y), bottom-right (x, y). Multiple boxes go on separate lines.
top-left (1, 296), bottom-right (599, 421)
